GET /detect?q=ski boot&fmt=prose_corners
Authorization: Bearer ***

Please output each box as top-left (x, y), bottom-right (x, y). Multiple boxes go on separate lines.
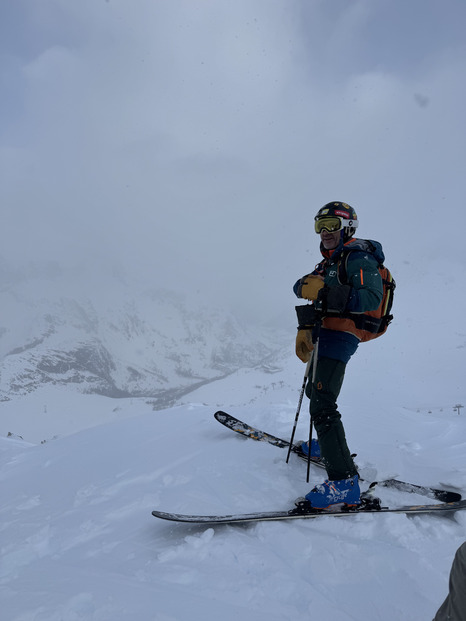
top-left (299, 438), bottom-right (321, 459)
top-left (304, 475), bottom-right (361, 510)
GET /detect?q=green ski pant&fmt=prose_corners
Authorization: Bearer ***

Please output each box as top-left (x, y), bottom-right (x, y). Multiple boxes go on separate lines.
top-left (305, 356), bottom-right (358, 481)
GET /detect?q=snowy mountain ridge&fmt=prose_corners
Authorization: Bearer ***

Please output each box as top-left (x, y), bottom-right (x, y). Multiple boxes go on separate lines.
top-left (0, 265), bottom-right (286, 406)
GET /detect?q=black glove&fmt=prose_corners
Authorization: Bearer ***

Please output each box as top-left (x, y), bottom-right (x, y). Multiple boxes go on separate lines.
top-left (295, 304), bottom-right (322, 329)
top-left (317, 285), bottom-right (351, 314)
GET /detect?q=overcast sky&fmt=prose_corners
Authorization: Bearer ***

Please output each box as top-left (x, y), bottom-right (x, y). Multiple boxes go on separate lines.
top-left (1, 0), bottom-right (466, 319)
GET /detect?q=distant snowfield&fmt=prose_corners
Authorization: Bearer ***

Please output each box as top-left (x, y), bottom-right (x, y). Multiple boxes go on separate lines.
top-left (0, 386), bottom-right (154, 444)
top-left (1, 357), bottom-right (466, 620)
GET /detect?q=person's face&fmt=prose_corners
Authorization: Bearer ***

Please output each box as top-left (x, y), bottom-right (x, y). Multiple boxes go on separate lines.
top-left (320, 229), bottom-right (341, 250)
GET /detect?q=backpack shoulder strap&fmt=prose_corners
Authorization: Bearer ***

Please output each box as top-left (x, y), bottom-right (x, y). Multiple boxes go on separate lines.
top-left (337, 239), bottom-right (381, 285)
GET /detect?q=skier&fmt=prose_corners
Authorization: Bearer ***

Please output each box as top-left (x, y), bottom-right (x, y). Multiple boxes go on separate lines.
top-left (293, 201), bottom-right (385, 509)
top-left (433, 542), bottom-right (466, 621)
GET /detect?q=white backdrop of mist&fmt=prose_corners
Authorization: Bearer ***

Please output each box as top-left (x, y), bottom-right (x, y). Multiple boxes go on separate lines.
top-left (1, 0), bottom-right (466, 406)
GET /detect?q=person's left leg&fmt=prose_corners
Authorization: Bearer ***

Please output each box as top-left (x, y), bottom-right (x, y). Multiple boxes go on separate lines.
top-left (304, 356), bottom-right (360, 509)
top-left (307, 356), bottom-right (358, 480)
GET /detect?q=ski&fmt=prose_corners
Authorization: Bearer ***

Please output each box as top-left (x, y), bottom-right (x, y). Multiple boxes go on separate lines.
top-left (152, 497), bottom-right (466, 524)
top-left (215, 410), bottom-right (312, 457)
top-left (214, 411), bottom-right (461, 504)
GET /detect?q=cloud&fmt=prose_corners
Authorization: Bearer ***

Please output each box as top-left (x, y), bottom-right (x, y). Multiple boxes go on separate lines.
top-left (1, 0), bottom-right (466, 320)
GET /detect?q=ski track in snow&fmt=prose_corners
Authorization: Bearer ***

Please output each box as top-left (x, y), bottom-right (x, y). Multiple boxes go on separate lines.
top-left (1, 362), bottom-right (466, 621)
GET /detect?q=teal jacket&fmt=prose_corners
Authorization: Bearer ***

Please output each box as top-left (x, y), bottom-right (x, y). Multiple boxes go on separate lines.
top-left (294, 238), bottom-right (384, 363)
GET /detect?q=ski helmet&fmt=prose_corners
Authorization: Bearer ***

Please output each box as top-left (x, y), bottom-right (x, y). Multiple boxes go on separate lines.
top-left (314, 201), bottom-right (358, 241)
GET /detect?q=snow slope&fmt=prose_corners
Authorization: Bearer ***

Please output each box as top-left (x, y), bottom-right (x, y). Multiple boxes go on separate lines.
top-left (2, 357), bottom-right (466, 621)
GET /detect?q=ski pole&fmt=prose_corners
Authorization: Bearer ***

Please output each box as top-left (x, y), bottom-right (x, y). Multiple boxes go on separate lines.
top-left (286, 355), bottom-right (312, 464)
top-left (306, 324), bottom-right (320, 483)
top-left (310, 318), bottom-right (321, 384)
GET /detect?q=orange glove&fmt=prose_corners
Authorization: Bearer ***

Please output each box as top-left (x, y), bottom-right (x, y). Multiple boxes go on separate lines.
top-left (300, 275), bottom-right (325, 301)
top-left (295, 329), bottom-right (314, 363)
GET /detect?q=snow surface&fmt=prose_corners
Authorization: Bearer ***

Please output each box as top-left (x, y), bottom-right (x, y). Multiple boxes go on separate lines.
top-left (2, 354), bottom-right (466, 621)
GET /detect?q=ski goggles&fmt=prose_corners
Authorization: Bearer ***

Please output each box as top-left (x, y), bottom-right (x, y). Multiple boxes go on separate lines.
top-left (314, 216), bottom-right (357, 234)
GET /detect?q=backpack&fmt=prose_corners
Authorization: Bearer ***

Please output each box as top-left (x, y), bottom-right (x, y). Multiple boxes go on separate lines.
top-left (338, 239), bottom-right (395, 342)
